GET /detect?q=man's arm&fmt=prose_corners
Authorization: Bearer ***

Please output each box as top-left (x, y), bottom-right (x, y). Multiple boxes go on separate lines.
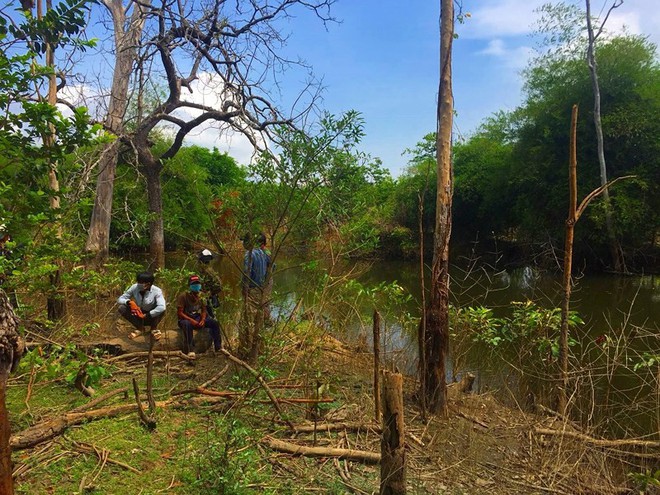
top-left (117, 285), bottom-right (136, 305)
top-left (149, 287), bottom-right (166, 317)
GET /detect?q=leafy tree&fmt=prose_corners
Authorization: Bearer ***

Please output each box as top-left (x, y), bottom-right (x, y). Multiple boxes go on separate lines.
top-left (431, 35), bottom-right (659, 270)
top-left (516, 34), bottom-right (659, 265)
top-left (231, 110), bottom-right (367, 361)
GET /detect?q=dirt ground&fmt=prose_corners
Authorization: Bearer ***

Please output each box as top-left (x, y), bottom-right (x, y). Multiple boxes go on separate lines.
top-left (10, 315), bottom-right (658, 495)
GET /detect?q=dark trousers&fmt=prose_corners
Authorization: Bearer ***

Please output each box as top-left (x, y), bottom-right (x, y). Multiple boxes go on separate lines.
top-left (178, 315), bottom-right (221, 354)
top-left (118, 304), bottom-right (163, 329)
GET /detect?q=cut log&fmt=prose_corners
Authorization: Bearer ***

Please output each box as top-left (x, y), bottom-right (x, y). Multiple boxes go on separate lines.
top-left (380, 370), bottom-right (406, 495)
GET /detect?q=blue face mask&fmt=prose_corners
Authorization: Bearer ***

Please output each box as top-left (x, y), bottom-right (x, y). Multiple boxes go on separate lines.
top-left (190, 283), bottom-right (202, 293)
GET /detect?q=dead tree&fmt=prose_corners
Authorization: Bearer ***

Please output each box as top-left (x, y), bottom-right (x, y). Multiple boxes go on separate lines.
top-left (85, 0), bottom-right (150, 261)
top-left (421, 0), bottom-right (454, 417)
top-left (87, 0), bottom-right (335, 269)
top-left (585, 0), bottom-right (625, 272)
top-left (0, 290), bottom-right (25, 495)
top-left (558, 104), bottom-right (633, 414)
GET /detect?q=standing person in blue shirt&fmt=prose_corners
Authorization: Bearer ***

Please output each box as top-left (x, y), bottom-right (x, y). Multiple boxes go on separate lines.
top-left (240, 233), bottom-right (272, 358)
top-left (117, 272), bottom-right (166, 341)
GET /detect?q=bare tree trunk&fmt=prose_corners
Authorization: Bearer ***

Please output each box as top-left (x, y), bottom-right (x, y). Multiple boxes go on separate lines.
top-left (559, 105), bottom-right (579, 415)
top-left (585, 0), bottom-right (624, 273)
top-left (39, 0), bottom-right (66, 321)
top-left (86, 0), bottom-right (149, 260)
top-left (380, 370), bottom-right (406, 495)
top-left (138, 145), bottom-right (165, 270)
top-left (421, 0), bottom-right (454, 417)
top-left (0, 290), bottom-right (24, 495)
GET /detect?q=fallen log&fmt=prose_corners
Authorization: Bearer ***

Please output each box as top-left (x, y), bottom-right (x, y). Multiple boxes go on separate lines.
top-left (262, 436), bottom-right (381, 464)
top-left (106, 350), bottom-right (194, 363)
top-left (533, 427), bottom-right (660, 450)
top-left (10, 404), bottom-right (137, 450)
top-left (292, 422), bottom-right (379, 434)
top-left (11, 395), bottom-right (239, 450)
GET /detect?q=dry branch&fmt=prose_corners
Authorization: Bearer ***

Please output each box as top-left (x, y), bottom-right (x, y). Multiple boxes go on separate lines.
top-left (293, 422), bottom-right (379, 434)
top-left (534, 427), bottom-right (660, 451)
top-left (132, 378), bottom-right (156, 429)
top-left (106, 350), bottom-right (194, 363)
top-left (262, 436), bottom-right (381, 464)
top-left (199, 363), bottom-right (229, 389)
top-left (71, 387), bottom-right (129, 413)
top-left (220, 349), bottom-right (294, 429)
top-left (70, 439), bottom-right (141, 474)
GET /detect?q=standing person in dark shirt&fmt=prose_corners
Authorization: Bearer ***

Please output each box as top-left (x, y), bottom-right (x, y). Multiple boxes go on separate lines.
top-left (177, 274), bottom-right (221, 358)
top-left (197, 248), bottom-right (222, 319)
top-left (117, 272), bottom-right (166, 341)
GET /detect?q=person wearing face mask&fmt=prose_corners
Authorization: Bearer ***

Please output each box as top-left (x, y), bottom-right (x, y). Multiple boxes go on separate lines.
top-left (117, 271), bottom-right (167, 341)
top-left (176, 274), bottom-right (221, 358)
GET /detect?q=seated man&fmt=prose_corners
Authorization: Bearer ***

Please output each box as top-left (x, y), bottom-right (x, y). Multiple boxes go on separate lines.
top-left (117, 271), bottom-right (166, 341)
top-left (177, 274), bottom-right (221, 358)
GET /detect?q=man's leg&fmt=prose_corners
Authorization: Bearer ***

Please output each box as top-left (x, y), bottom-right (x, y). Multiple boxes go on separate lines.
top-left (145, 313), bottom-right (163, 330)
top-left (118, 304), bottom-right (144, 331)
top-left (206, 318), bottom-right (221, 352)
top-left (179, 320), bottom-right (195, 355)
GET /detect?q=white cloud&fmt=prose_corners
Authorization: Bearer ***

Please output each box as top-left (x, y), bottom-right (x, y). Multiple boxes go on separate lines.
top-left (460, 0), bottom-right (659, 45)
top-left (172, 72), bottom-right (263, 164)
top-left (61, 73), bottom-right (262, 165)
top-left (607, 3), bottom-right (660, 45)
top-left (477, 39), bottom-right (535, 70)
top-left (181, 124), bottom-right (257, 166)
top-left (459, 0), bottom-right (546, 39)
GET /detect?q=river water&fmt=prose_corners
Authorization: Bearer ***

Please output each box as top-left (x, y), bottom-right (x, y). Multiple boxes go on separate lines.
top-left (176, 252), bottom-right (660, 433)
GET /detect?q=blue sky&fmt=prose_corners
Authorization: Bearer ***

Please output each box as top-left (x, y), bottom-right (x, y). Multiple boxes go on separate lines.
top-left (172, 0), bottom-right (659, 176)
top-left (252, 0), bottom-right (659, 177)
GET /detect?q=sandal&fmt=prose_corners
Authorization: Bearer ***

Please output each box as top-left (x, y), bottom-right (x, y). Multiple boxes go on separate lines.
top-left (151, 329), bottom-right (162, 341)
top-left (128, 329), bottom-right (142, 340)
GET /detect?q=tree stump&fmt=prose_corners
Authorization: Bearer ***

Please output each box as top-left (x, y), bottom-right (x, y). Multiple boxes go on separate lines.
top-left (380, 370), bottom-right (406, 495)
top-left (0, 289), bottom-right (24, 495)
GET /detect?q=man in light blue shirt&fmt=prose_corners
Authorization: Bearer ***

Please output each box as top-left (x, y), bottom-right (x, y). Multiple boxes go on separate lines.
top-left (117, 272), bottom-right (166, 341)
top-left (239, 233), bottom-right (272, 359)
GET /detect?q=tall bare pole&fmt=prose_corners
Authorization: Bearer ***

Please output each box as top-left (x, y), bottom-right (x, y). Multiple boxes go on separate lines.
top-left (421, 0), bottom-right (454, 416)
top-left (559, 104), bottom-right (579, 415)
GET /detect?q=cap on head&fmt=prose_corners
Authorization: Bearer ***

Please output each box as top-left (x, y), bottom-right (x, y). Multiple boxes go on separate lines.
top-left (198, 249), bottom-right (213, 264)
top-left (188, 274), bottom-right (201, 286)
